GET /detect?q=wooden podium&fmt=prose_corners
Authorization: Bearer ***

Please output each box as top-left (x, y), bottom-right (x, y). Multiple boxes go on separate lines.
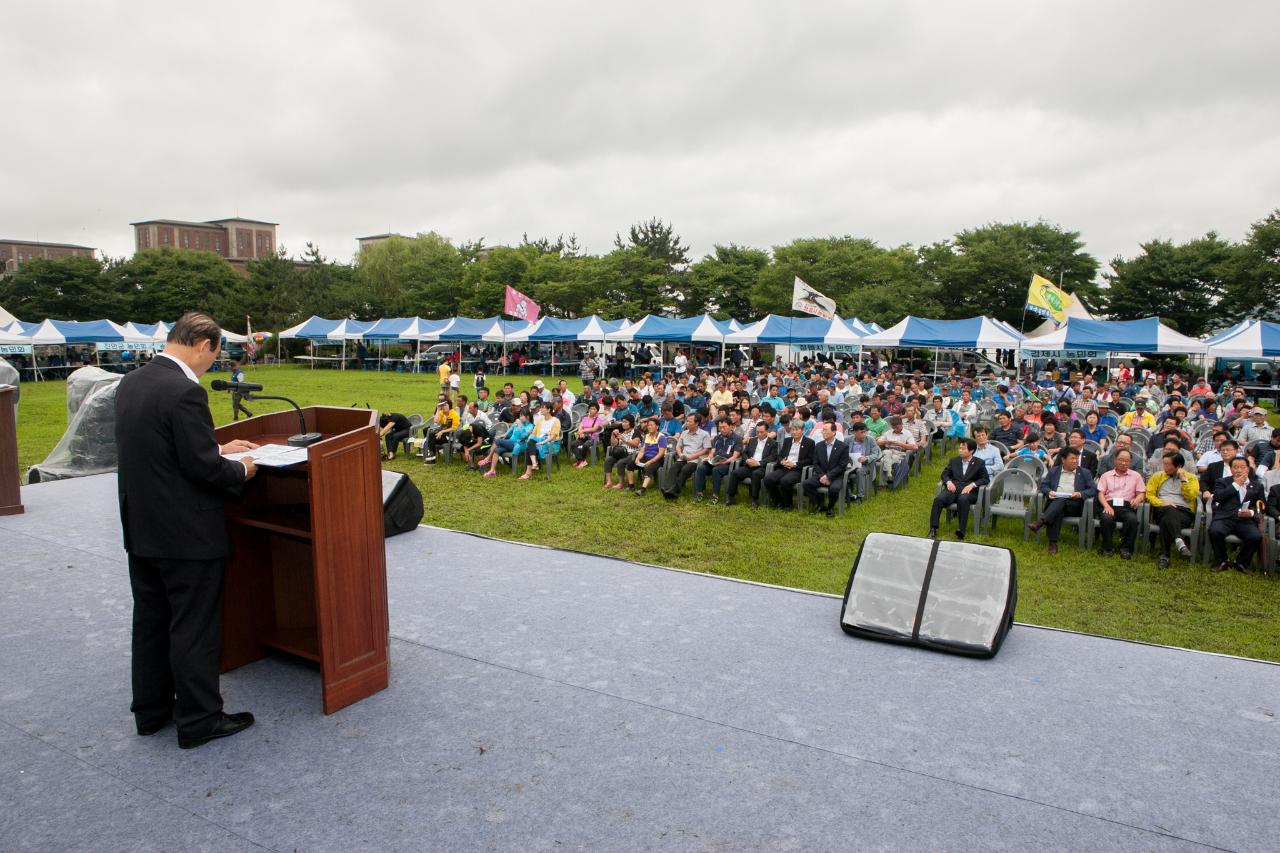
top-left (0, 386), bottom-right (21, 516)
top-left (214, 406), bottom-right (389, 714)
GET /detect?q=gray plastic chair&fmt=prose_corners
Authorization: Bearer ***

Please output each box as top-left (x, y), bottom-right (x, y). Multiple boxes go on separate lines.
top-left (980, 468), bottom-right (1039, 538)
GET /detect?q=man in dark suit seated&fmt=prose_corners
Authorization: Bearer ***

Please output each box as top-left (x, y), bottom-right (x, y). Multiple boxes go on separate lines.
top-left (114, 312), bottom-right (259, 750)
top-left (1029, 447), bottom-right (1097, 555)
top-left (928, 438), bottom-right (989, 540)
top-left (725, 421), bottom-right (777, 508)
top-left (1208, 456), bottom-right (1266, 573)
top-left (1066, 428), bottom-right (1099, 476)
top-left (764, 419), bottom-right (813, 510)
top-left (1200, 439), bottom-right (1243, 504)
top-left (803, 421), bottom-right (852, 517)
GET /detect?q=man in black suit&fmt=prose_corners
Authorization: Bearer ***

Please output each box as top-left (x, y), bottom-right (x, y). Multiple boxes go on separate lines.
top-left (1067, 429), bottom-right (1099, 477)
top-left (1208, 456), bottom-right (1266, 573)
top-left (763, 419), bottom-right (813, 510)
top-left (115, 312), bottom-right (259, 749)
top-left (928, 438), bottom-right (989, 539)
top-left (1200, 439), bottom-right (1244, 504)
top-left (725, 420), bottom-right (777, 507)
top-left (803, 421), bottom-right (852, 516)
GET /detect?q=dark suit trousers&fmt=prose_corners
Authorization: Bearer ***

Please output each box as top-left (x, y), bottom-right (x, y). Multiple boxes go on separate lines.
top-left (930, 489), bottom-right (977, 532)
top-left (1098, 505), bottom-right (1138, 552)
top-left (1209, 516), bottom-right (1262, 565)
top-left (727, 463), bottom-right (767, 500)
top-left (764, 466), bottom-right (803, 508)
top-left (668, 460), bottom-right (700, 495)
top-left (128, 554), bottom-right (225, 737)
top-left (803, 472), bottom-right (840, 509)
top-left (1153, 505), bottom-right (1194, 557)
top-left (1041, 497), bottom-right (1084, 544)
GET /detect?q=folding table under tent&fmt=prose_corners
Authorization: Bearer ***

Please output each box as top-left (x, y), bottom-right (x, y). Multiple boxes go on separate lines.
top-left (10, 319), bottom-right (155, 380)
top-left (278, 316), bottom-right (375, 369)
top-left (418, 316), bottom-right (534, 375)
top-left (361, 317), bottom-right (452, 372)
top-left (503, 315), bottom-right (631, 375)
top-left (604, 313), bottom-right (740, 369)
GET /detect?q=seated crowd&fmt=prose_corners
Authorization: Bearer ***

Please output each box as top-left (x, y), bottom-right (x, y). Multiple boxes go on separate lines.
top-left (378, 356), bottom-right (1280, 570)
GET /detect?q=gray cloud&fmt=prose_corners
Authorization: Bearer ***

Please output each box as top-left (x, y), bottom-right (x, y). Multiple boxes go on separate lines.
top-left (3, 0), bottom-right (1278, 273)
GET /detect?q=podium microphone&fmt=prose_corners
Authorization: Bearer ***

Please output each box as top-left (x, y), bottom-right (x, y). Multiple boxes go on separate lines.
top-left (211, 380), bottom-right (322, 447)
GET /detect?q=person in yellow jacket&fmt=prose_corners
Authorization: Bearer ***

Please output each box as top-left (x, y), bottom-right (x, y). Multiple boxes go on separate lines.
top-left (424, 400), bottom-right (460, 462)
top-left (1120, 404), bottom-right (1157, 431)
top-left (1145, 452), bottom-right (1200, 568)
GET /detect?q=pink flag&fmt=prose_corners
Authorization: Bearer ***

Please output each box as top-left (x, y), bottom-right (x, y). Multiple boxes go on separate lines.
top-left (503, 285), bottom-right (541, 323)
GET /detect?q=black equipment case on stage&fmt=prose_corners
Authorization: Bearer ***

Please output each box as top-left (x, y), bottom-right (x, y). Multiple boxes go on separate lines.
top-left (840, 532), bottom-right (1017, 658)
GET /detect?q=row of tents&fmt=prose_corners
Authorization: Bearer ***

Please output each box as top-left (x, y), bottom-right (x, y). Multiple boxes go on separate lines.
top-left (5, 311), bottom-right (1280, 359)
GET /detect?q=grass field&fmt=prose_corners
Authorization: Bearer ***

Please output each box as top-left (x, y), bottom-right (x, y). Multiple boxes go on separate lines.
top-left (12, 364), bottom-right (1280, 661)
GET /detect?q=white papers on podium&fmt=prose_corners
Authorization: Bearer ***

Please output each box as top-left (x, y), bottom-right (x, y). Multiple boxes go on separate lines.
top-left (223, 443), bottom-right (309, 467)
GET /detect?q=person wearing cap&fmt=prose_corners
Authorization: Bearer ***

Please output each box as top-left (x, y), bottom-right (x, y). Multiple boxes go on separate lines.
top-left (1120, 404), bottom-right (1157, 431)
top-left (1235, 407), bottom-right (1273, 447)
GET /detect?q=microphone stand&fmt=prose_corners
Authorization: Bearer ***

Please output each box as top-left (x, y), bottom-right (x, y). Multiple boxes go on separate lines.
top-left (243, 393), bottom-right (323, 447)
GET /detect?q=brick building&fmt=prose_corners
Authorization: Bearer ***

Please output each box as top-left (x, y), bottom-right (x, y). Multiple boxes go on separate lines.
top-left (0, 239), bottom-right (97, 277)
top-left (131, 217), bottom-right (278, 261)
top-left (355, 233), bottom-right (405, 253)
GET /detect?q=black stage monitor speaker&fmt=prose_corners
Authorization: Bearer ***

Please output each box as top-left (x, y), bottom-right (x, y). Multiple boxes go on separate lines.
top-left (840, 532), bottom-right (1016, 658)
top-left (381, 470), bottom-right (424, 538)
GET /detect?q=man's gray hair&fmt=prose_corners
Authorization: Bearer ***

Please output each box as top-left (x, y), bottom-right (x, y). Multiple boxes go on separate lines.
top-left (789, 418), bottom-right (805, 430)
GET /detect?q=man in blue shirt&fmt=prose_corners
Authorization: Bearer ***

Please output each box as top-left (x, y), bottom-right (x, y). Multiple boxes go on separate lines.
top-left (693, 418), bottom-right (743, 504)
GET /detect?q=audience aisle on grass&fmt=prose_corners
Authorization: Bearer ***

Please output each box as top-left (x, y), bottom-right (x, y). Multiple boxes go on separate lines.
top-left (371, 349), bottom-right (1280, 574)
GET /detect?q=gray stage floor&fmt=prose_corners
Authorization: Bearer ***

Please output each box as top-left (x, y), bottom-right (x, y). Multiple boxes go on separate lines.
top-left (1, 475), bottom-right (1277, 852)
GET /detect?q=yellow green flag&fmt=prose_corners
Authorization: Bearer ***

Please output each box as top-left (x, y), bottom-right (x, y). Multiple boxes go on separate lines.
top-left (1025, 273), bottom-right (1072, 325)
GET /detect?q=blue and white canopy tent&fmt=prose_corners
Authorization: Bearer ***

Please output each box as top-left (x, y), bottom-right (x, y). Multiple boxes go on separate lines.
top-left (1023, 317), bottom-right (1207, 354)
top-left (724, 314), bottom-right (865, 347)
top-left (604, 313), bottom-right (741, 369)
top-left (278, 316), bottom-right (376, 368)
top-left (1023, 316), bottom-right (1209, 379)
top-left (503, 315), bottom-right (631, 372)
top-left (360, 317), bottom-right (451, 372)
top-left (858, 316), bottom-right (1027, 379)
top-left (8, 319), bottom-right (154, 379)
top-left (1205, 319), bottom-right (1280, 358)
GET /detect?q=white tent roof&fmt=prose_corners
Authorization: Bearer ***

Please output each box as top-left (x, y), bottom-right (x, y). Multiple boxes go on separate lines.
top-left (0, 304), bottom-right (15, 327)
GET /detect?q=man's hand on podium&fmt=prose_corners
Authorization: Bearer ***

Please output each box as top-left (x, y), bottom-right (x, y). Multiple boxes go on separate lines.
top-left (220, 439), bottom-right (260, 481)
top-left (220, 439), bottom-right (260, 455)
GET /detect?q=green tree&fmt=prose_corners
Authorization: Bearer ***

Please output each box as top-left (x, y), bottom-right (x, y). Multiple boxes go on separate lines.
top-left (1218, 209), bottom-right (1280, 323)
top-left (613, 218), bottom-right (690, 314)
top-left (353, 232), bottom-right (464, 318)
top-left (1102, 233), bottom-right (1236, 337)
top-left (106, 248), bottom-right (247, 327)
top-left (920, 221), bottom-right (1100, 325)
top-left (0, 255), bottom-right (121, 320)
top-left (686, 244), bottom-right (769, 320)
top-left (750, 237), bottom-right (940, 327)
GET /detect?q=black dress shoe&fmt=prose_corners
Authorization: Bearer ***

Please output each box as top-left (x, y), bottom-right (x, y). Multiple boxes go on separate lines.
top-left (954, 530), bottom-right (965, 540)
top-left (928, 527), bottom-right (938, 539)
top-left (178, 712), bottom-right (255, 750)
top-left (825, 507), bottom-right (835, 517)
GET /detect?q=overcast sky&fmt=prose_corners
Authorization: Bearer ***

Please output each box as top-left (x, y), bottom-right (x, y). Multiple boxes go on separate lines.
top-left (3, 1), bottom-right (1278, 273)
